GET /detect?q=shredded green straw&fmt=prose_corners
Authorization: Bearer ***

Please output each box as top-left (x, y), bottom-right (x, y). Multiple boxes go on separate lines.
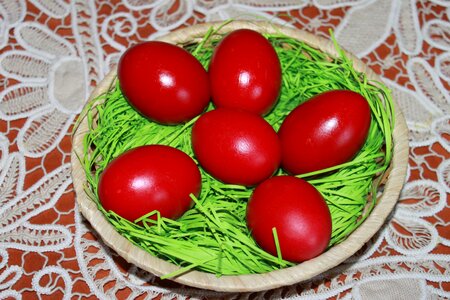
top-left (78, 25), bottom-right (394, 277)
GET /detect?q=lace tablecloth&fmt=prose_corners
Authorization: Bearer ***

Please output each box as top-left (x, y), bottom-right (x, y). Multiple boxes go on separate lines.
top-left (0, 1), bottom-right (449, 299)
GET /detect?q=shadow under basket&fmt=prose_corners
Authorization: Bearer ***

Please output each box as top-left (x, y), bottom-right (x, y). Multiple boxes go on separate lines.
top-left (70, 21), bottom-right (409, 293)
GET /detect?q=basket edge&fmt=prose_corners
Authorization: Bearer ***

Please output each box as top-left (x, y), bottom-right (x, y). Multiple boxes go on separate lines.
top-left (69, 21), bottom-right (410, 293)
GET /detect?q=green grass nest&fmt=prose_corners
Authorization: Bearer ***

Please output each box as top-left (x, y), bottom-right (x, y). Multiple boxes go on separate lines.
top-left (80, 27), bottom-right (394, 277)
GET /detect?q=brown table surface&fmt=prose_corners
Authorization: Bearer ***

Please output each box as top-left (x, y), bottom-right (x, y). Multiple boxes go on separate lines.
top-left (0, 1), bottom-right (449, 299)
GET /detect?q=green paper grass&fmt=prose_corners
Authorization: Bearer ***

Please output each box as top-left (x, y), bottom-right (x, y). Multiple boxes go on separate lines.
top-left (79, 26), bottom-right (394, 277)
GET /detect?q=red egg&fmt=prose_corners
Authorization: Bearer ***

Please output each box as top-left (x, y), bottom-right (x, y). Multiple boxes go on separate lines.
top-left (98, 145), bottom-right (201, 222)
top-left (118, 41), bottom-right (210, 124)
top-left (191, 108), bottom-right (281, 186)
top-left (209, 29), bottom-right (281, 115)
top-left (246, 176), bottom-right (332, 262)
top-left (278, 90), bottom-right (372, 175)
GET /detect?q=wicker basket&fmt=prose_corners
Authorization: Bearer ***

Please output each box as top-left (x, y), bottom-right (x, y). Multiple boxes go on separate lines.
top-left (70, 21), bottom-right (409, 292)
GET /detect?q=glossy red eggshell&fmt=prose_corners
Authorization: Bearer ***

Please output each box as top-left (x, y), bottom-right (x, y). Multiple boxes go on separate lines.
top-left (118, 41), bottom-right (210, 124)
top-left (209, 29), bottom-right (282, 115)
top-left (278, 90), bottom-right (372, 175)
top-left (98, 145), bottom-right (201, 222)
top-left (246, 176), bottom-right (332, 262)
top-left (191, 108), bottom-right (281, 186)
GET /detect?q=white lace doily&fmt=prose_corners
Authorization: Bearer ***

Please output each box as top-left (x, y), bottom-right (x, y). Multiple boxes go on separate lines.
top-left (0, 1), bottom-right (449, 299)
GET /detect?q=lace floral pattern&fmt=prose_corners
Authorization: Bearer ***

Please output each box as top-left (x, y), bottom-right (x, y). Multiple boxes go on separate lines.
top-left (0, 0), bottom-right (449, 298)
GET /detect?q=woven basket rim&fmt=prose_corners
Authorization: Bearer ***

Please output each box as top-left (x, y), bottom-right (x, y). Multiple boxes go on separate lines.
top-left (70, 20), bottom-right (409, 292)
